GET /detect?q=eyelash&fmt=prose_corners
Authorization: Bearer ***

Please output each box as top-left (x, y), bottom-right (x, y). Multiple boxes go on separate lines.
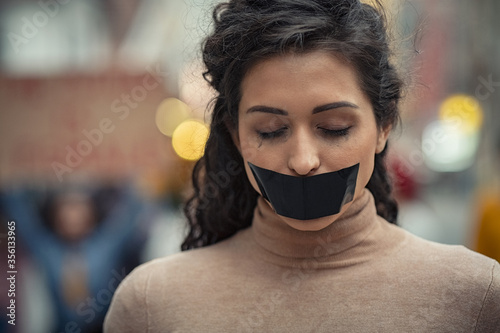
top-left (257, 127), bottom-right (288, 140)
top-left (320, 127), bottom-right (351, 137)
top-left (257, 127), bottom-right (351, 140)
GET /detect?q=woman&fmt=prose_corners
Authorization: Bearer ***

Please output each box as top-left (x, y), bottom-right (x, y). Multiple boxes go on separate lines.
top-left (104, 0), bottom-right (500, 331)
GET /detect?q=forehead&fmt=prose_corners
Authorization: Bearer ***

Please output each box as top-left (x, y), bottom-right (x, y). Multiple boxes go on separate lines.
top-left (239, 50), bottom-right (369, 113)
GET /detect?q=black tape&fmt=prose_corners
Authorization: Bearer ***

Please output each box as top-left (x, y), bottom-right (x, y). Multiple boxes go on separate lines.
top-left (248, 162), bottom-right (359, 220)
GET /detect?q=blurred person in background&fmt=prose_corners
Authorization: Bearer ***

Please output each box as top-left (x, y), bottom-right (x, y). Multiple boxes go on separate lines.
top-left (1, 182), bottom-right (151, 333)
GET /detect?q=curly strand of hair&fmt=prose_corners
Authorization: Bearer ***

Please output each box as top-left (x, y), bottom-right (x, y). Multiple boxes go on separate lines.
top-left (182, 103), bottom-right (258, 250)
top-left (366, 145), bottom-right (398, 224)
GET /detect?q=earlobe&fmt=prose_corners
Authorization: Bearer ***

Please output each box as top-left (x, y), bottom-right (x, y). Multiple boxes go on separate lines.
top-left (376, 125), bottom-right (392, 154)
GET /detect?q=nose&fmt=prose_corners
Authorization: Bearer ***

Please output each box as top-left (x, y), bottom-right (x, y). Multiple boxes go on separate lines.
top-left (287, 130), bottom-right (320, 176)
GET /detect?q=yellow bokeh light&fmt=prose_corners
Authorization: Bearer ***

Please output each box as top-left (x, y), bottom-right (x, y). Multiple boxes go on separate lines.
top-left (155, 98), bottom-right (191, 137)
top-left (439, 94), bottom-right (483, 133)
top-left (171, 119), bottom-right (209, 161)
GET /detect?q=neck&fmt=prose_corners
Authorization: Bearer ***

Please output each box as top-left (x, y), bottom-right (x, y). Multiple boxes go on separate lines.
top-left (251, 189), bottom-right (392, 268)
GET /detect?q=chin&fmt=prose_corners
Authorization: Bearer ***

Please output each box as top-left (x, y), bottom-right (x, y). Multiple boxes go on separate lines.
top-left (278, 201), bottom-right (354, 231)
top-left (279, 213), bottom-right (341, 231)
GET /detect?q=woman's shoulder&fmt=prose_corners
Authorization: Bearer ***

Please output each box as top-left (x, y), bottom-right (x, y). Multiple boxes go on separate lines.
top-left (381, 226), bottom-right (500, 329)
top-left (122, 229), bottom-right (252, 283)
top-left (103, 233), bottom-right (251, 332)
top-left (394, 225), bottom-right (500, 290)
top-left (398, 226), bottom-right (496, 266)
top-left (107, 229), bottom-right (253, 299)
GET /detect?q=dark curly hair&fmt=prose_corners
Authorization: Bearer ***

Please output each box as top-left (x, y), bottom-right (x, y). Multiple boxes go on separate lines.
top-left (182, 0), bottom-right (402, 250)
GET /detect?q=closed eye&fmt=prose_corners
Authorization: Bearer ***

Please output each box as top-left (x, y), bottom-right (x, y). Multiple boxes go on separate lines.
top-left (319, 126), bottom-right (351, 137)
top-left (257, 127), bottom-right (288, 140)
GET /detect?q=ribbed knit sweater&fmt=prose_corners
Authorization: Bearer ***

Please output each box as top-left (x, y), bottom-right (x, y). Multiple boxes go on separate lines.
top-left (104, 189), bottom-right (500, 332)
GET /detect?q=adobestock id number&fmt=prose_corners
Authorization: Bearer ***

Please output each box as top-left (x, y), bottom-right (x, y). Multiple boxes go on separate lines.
top-left (6, 220), bottom-right (17, 326)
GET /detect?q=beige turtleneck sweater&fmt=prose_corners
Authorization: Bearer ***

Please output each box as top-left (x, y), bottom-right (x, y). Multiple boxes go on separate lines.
top-left (104, 190), bottom-right (500, 332)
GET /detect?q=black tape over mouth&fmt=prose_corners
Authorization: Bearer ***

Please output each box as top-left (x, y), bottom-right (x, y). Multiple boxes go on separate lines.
top-left (248, 162), bottom-right (359, 220)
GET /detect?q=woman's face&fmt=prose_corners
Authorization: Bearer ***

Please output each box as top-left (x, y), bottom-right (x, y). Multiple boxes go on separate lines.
top-left (236, 50), bottom-right (390, 231)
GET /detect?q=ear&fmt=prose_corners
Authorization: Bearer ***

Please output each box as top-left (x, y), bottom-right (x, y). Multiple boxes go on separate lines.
top-left (376, 124), bottom-right (392, 154)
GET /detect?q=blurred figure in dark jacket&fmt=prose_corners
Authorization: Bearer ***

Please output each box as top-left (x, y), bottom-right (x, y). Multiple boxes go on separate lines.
top-left (1, 182), bottom-right (152, 333)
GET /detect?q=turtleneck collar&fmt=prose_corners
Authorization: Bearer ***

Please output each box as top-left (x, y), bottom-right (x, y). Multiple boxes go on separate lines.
top-left (250, 189), bottom-right (399, 268)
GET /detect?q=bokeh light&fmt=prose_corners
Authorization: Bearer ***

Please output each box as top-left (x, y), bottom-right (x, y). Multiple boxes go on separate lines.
top-left (171, 119), bottom-right (209, 161)
top-left (155, 98), bottom-right (191, 137)
top-left (422, 120), bottom-right (480, 172)
top-left (439, 94), bottom-right (483, 134)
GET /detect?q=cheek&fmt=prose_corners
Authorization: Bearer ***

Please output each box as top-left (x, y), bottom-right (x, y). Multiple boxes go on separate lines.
top-left (358, 152), bottom-right (375, 188)
top-left (243, 162), bottom-right (262, 196)
top-left (239, 131), bottom-right (259, 162)
top-left (351, 134), bottom-right (378, 196)
top-left (238, 132), bottom-right (265, 196)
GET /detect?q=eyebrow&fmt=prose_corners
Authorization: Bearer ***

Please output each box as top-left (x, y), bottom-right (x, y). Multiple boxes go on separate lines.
top-left (312, 101), bottom-right (359, 114)
top-left (246, 101), bottom-right (359, 115)
top-left (246, 105), bottom-right (288, 115)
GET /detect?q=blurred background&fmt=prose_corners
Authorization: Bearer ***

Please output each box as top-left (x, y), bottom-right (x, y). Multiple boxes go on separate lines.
top-left (0, 0), bottom-right (499, 332)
